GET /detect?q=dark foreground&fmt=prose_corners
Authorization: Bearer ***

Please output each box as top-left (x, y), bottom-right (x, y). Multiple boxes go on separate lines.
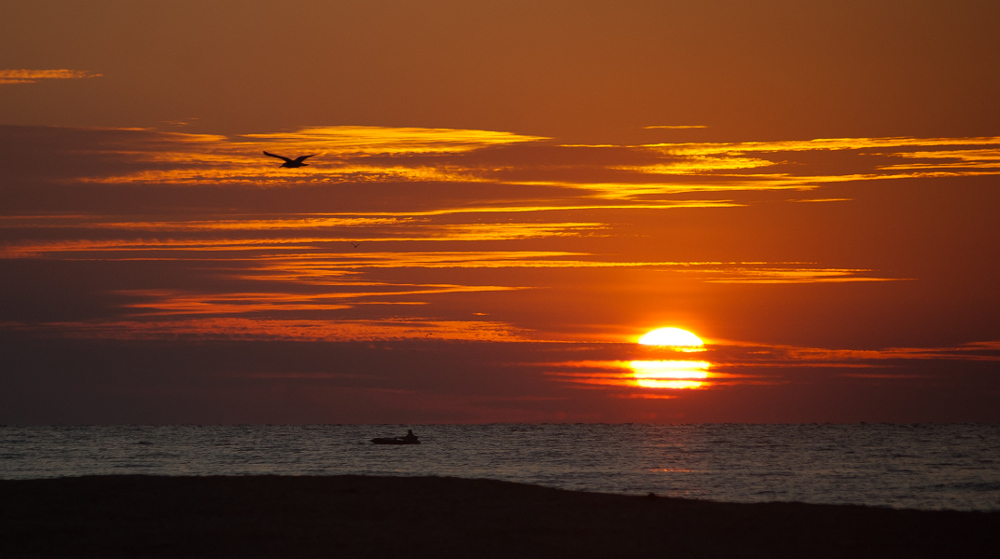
top-left (2, 475), bottom-right (997, 558)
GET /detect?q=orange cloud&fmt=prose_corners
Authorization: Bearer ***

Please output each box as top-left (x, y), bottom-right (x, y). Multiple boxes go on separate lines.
top-left (117, 283), bottom-right (526, 316)
top-left (242, 126), bottom-right (548, 155)
top-left (0, 69), bottom-right (102, 84)
top-left (39, 125), bottom-right (1000, 201)
top-left (643, 125), bottom-right (707, 130)
top-left (23, 317), bottom-right (528, 343)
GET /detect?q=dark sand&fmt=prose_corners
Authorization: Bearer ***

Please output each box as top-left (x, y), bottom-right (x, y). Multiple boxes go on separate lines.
top-left (1, 475), bottom-right (997, 558)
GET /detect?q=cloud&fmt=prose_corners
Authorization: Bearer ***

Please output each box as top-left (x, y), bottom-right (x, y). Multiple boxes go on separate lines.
top-left (242, 126), bottom-right (547, 155)
top-left (35, 127), bottom-right (1000, 202)
top-left (540, 338), bottom-right (1000, 397)
top-left (0, 226), bottom-right (905, 281)
top-left (8, 317), bottom-right (529, 343)
top-left (0, 69), bottom-right (102, 84)
top-left (6, 125), bottom-right (999, 208)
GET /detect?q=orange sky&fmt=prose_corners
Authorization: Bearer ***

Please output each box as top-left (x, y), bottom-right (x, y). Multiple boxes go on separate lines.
top-left (1, 1), bottom-right (998, 423)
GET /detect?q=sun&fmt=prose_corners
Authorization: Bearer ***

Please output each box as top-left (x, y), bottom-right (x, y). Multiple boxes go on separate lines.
top-left (637, 327), bottom-right (704, 351)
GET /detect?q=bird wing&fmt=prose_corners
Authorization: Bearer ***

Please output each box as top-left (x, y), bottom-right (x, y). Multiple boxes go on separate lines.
top-left (293, 154), bottom-right (317, 163)
top-left (263, 151), bottom-right (292, 162)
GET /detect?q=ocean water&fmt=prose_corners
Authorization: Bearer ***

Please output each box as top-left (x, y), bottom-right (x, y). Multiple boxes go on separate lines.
top-left (1, 424), bottom-right (998, 511)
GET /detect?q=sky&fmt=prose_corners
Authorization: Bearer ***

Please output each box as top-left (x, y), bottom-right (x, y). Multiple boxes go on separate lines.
top-left (1, 0), bottom-right (998, 424)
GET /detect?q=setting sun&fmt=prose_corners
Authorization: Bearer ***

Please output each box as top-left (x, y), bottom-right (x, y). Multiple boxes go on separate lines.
top-left (633, 328), bottom-right (709, 389)
top-left (638, 327), bottom-right (704, 350)
top-left (629, 360), bottom-right (711, 390)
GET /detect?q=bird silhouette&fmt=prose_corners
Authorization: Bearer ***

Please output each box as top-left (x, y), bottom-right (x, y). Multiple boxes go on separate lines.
top-left (350, 242), bottom-right (361, 248)
top-left (263, 151), bottom-right (316, 168)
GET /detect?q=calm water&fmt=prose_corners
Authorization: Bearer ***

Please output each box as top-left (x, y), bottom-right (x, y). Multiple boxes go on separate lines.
top-left (1, 424), bottom-right (998, 511)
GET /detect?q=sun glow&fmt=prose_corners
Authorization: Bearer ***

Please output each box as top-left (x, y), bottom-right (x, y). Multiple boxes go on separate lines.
top-left (635, 379), bottom-right (705, 389)
top-left (633, 328), bottom-right (709, 389)
top-left (630, 360), bottom-right (710, 389)
top-left (637, 327), bottom-right (704, 350)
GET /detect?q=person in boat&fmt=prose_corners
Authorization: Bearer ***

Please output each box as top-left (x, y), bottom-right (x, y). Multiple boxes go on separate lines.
top-left (401, 429), bottom-right (419, 443)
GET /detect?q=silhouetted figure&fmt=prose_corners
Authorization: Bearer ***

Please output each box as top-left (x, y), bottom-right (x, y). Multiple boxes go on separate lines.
top-left (350, 241), bottom-right (361, 248)
top-left (263, 151), bottom-right (316, 168)
top-left (402, 430), bottom-right (419, 443)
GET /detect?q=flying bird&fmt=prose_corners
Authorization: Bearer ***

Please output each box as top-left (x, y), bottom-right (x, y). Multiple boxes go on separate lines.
top-left (263, 151), bottom-right (316, 168)
top-left (350, 242), bottom-right (361, 248)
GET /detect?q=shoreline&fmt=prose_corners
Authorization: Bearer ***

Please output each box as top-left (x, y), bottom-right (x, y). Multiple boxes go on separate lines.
top-left (2, 475), bottom-right (998, 557)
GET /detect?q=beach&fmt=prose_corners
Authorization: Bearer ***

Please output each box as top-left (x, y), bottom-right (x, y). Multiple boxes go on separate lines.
top-left (1, 475), bottom-right (997, 558)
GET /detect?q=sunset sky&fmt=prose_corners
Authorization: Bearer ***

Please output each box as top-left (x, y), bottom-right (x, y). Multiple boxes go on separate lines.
top-left (2, 0), bottom-right (998, 423)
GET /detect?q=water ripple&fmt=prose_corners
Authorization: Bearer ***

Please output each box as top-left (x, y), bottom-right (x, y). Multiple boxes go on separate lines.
top-left (0, 424), bottom-right (998, 511)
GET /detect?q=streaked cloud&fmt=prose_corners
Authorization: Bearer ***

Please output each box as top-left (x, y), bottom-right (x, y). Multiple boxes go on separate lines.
top-left (0, 227), bottom-right (904, 282)
top-left (23, 126), bottom-right (996, 205)
top-left (19, 317), bottom-right (526, 343)
top-left (540, 337), bottom-right (1000, 399)
top-left (116, 282), bottom-right (527, 317)
top-left (760, 340), bottom-right (1000, 363)
top-left (242, 126), bottom-right (548, 155)
top-left (0, 69), bottom-right (102, 84)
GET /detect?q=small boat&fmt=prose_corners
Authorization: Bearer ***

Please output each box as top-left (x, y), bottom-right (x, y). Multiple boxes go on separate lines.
top-left (372, 429), bottom-right (420, 445)
top-left (371, 437), bottom-right (420, 445)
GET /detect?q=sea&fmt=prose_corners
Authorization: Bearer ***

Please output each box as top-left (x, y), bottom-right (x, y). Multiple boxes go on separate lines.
top-left (2, 423), bottom-right (998, 512)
